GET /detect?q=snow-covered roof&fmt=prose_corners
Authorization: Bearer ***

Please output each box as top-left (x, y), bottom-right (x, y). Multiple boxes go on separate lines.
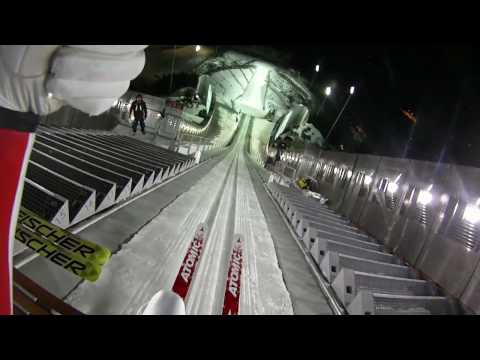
top-left (197, 51), bottom-right (313, 118)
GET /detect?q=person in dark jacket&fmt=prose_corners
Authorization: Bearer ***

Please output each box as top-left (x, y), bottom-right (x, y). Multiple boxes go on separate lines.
top-left (129, 94), bottom-right (148, 134)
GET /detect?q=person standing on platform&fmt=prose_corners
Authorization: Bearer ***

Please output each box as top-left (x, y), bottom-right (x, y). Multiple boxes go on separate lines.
top-left (129, 94), bottom-right (148, 135)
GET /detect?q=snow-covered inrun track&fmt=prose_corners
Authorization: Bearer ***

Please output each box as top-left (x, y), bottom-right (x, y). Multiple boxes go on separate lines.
top-left (66, 118), bottom-right (293, 315)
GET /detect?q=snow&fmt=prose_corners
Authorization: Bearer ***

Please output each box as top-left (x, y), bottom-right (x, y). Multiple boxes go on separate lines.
top-left (209, 106), bottom-right (239, 147)
top-left (235, 64), bottom-right (269, 118)
top-left (250, 117), bottom-right (274, 162)
top-left (66, 117), bottom-right (293, 315)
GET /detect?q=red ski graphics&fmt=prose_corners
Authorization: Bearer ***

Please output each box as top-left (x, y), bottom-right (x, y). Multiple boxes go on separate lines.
top-left (0, 130), bottom-right (34, 315)
top-left (222, 235), bottom-right (243, 315)
top-left (172, 224), bottom-right (207, 300)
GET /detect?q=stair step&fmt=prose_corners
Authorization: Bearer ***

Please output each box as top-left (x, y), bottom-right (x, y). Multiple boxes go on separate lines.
top-left (347, 291), bottom-right (460, 315)
top-left (320, 251), bottom-right (418, 283)
top-left (332, 268), bottom-right (437, 307)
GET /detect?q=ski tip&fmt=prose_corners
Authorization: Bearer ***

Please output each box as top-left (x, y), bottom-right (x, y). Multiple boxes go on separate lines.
top-left (83, 264), bottom-right (103, 282)
top-left (234, 234), bottom-right (243, 245)
top-left (141, 290), bottom-right (186, 315)
top-left (196, 223), bottom-right (208, 238)
top-left (92, 247), bottom-right (112, 266)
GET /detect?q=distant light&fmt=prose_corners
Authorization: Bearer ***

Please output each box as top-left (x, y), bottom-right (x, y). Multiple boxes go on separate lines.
top-left (325, 86), bottom-right (332, 96)
top-left (417, 190), bottom-right (433, 206)
top-left (364, 175), bottom-right (373, 186)
top-left (195, 45), bottom-right (201, 52)
top-left (349, 86), bottom-right (355, 95)
top-left (315, 64), bottom-right (320, 73)
top-left (47, 92), bottom-right (53, 99)
top-left (387, 182), bottom-right (399, 194)
top-left (440, 194), bottom-right (449, 204)
top-left (463, 204), bottom-right (480, 224)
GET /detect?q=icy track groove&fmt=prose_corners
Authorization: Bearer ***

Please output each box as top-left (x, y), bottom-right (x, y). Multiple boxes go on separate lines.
top-left (65, 118), bottom-right (293, 315)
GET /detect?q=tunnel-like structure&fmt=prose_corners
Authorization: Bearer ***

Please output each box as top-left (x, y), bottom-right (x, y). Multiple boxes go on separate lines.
top-left (11, 48), bottom-right (479, 315)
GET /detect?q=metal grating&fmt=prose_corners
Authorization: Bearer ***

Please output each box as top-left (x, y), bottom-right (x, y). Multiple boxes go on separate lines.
top-left (340, 254), bottom-right (414, 279)
top-left (355, 272), bottom-right (432, 297)
top-left (372, 294), bottom-right (454, 315)
top-left (358, 176), bottom-right (369, 197)
top-left (399, 185), bottom-right (415, 216)
top-left (414, 188), bottom-right (434, 227)
top-left (325, 164), bottom-right (335, 184)
top-left (385, 181), bottom-right (401, 211)
top-left (386, 192), bottom-right (400, 211)
top-left (338, 168), bottom-right (350, 189)
top-left (446, 201), bottom-right (480, 252)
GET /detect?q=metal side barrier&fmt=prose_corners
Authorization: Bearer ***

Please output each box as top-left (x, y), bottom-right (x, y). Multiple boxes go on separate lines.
top-left (310, 238), bottom-right (400, 265)
top-left (35, 134), bottom-right (147, 195)
top-left (348, 291), bottom-right (460, 315)
top-left (301, 224), bottom-right (376, 249)
top-left (332, 268), bottom-right (438, 307)
top-left (307, 230), bottom-right (382, 252)
top-left (33, 141), bottom-right (133, 202)
top-left (294, 212), bottom-right (362, 233)
top-left (26, 162), bottom-right (96, 226)
top-left (320, 252), bottom-right (418, 283)
top-left (64, 133), bottom-right (180, 177)
top-left (265, 176), bottom-right (462, 314)
top-left (22, 179), bottom-right (70, 228)
top-left (30, 149), bottom-right (116, 212)
top-left (37, 132), bottom-right (156, 190)
top-left (54, 132), bottom-right (170, 184)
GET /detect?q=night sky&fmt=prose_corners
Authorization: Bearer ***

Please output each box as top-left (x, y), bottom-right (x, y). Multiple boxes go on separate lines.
top-left (271, 43), bottom-right (480, 167)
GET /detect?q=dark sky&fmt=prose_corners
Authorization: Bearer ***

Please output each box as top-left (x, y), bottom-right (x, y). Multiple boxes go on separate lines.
top-left (270, 43), bottom-right (480, 167)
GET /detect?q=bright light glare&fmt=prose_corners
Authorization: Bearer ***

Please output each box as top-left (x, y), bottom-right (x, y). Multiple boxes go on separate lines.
top-left (47, 93), bottom-right (53, 99)
top-left (325, 87), bottom-right (332, 96)
top-left (463, 204), bottom-right (480, 224)
top-left (387, 182), bottom-right (399, 194)
top-left (347, 170), bottom-right (353, 178)
top-left (349, 86), bottom-right (355, 95)
top-left (417, 190), bottom-right (433, 206)
top-left (440, 194), bottom-right (449, 204)
top-left (364, 175), bottom-right (373, 185)
top-left (315, 64), bottom-right (320, 72)
top-left (195, 45), bottom-right (201, 52)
